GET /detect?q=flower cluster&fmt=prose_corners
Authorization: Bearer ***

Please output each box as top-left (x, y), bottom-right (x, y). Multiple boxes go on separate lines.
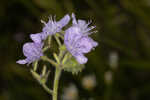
top-left (30, 14), bottom-right (70, 43)
top-left (64, 14), bottom-right (98, 64)
top-left (17, 13), bottom-right (98, 65)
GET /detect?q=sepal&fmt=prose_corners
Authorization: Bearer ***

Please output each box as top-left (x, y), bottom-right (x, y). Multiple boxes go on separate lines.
top-left (62, 56), bottom-right (85, 74)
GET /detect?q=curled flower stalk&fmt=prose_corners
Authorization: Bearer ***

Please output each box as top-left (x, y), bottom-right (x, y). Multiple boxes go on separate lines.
top-left (16, 13), bottom-right (98, 100)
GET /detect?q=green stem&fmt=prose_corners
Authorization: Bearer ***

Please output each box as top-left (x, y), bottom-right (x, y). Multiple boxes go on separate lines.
top-left (55, 35), bottom-right (61, 46)
top-left (42, 84), bottom-right (53, 95)
top-left (43, 46), bottom-right (50, 52)
top-left (53, 53), bottom-right (60, 64)
top-left (48, 35), bottom-right (52, 46)
top-left (53, 68), bottom-right (62, 100)
top-left (33, 61), bottom-right (38, 71)
top-left (30, 70), bottom-right (53, 95)
top-left (41, 56), bottom-right (59, 67)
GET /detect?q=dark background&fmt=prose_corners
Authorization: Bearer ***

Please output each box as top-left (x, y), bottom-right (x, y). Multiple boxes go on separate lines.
top-left (0, 0), bottom-right (150, 100)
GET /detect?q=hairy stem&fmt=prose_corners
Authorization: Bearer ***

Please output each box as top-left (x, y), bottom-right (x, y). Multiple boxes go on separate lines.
top-left (52, 68), bottom-right (62, 100)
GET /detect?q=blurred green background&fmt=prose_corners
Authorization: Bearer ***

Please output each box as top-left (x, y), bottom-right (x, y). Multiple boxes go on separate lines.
top-left (1, 0), bottom-right (150, 100)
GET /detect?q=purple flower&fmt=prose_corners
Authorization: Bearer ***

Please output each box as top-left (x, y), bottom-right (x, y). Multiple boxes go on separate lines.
top-left (16, 42), bottom-right (43, 65)
top-left (30, 32), bottom-right (46, 43)
top-left (64, 14), bottom-right (98, 64)
top-left (30, 14), bottom-right (70, 43)
top-left (71, 13), bottom-right (96, 35)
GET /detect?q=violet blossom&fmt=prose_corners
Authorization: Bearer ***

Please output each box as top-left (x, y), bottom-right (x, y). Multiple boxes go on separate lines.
top-left (64, 13), bottom-right (98, 64)
top-left (30, 14), bottom-right (70, 43)
top-left (16, 42), bottom-right (43, 65)
top-left (72, 13), bottom-right (96, 35)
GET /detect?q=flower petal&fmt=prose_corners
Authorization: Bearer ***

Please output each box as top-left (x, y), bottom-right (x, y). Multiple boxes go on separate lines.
top-left (30, 33), bottom-right (42, 43)
top-left (23, 42), bottom-right (34, 57)
top-left (72, 13), bottom-right (77, 25)
top-left (78, 20), bottom-right (86, 27)
top-left (75, 54), bottom-right (88, 64)
top-left (23, 42), bottom-right (43, 59)
top-left (75, 37), bottom-right (98, 54)
top-left (88, 37), bottom-right (98, 47)
top-left (16, 59), bottom-right (27, 64)
top-left (65, 26), bottom-right (82, 42)
top-left (57, 14), bottom-right (70, 28)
